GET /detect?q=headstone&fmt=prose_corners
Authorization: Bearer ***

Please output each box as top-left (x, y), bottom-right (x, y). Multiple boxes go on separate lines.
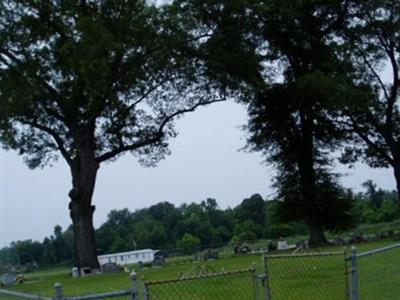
top-left (153, 255), bottom-right (166, 267)
top-left (100, 262), bottom-right (121, 274)
top-left (195, 249), bottom-right (219, 262)
top-left (333, 238), bottom-right (345, 246)
top-left (349, 233), bottom-right (364, 244)
top-left (80, 267), bottom-right (92, 277)
top-left (72, 267), bottom-right (80, 278)
top-left (277, 240), bottom-right (289, 251)
top-left (92, 269), bottom-right (102, 275)
top-left (296, 240), bottom-right (309, 249)
top-left (2, 273), bottom-right (16, 286)
top-left (235, 244), bottom-right (251, 254)
top-left (268, 240), bottom-right (277, 251)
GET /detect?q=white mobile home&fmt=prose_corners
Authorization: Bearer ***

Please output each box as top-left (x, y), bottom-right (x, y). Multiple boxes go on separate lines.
top-left (98, 249), bottom-right (158, 266)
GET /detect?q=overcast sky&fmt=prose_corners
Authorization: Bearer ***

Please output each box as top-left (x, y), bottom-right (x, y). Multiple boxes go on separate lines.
top-left (0, 101), bottom-right (396, 248)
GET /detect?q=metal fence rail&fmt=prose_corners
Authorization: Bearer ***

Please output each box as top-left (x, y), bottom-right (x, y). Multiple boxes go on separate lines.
top-left (144, 268), bottom-right (257, 300)
top-left (0, 289), bottom-right (51, 300)
top-left (263, 251), bottom-right (348, 300)
top-left (3, 244), bottom-right (399, 300)
top-left (0, 287), bottom-right (133, 300)
top-left (65, 290), bottom-right (132, 300)
top-left (0, 272), bottom-right (139, 300)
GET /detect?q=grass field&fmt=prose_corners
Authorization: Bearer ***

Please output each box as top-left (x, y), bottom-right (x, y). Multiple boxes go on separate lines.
top-left (2, 239), bottom-right (399, 300)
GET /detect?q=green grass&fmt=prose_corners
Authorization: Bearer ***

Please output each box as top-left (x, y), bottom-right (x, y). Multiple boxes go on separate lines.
top-left (358, 246), bottom-right (400, 300)
top-left (2, 239), bottom-right (399, 300)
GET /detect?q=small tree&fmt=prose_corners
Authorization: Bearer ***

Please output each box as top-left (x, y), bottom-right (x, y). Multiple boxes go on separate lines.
top-left (0, 1), bottom-right (223, 268)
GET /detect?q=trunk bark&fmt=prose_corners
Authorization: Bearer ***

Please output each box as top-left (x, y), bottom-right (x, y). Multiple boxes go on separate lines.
top-left (308, 222), bottom-right (328, 247)
top-left (394, 162), bottom-right (400, 206)
top-left (68, 147), bottom-right (100, 270)
top-left (297, 105), bottom-right (328, 247)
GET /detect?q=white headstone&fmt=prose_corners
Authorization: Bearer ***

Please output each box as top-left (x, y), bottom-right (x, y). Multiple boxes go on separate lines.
top-left (72, 267), bottom-right (80, 278)
top-left (277, 240), bottom-right (289, 251)
top-left (2, 273), bottom-right (16, 286)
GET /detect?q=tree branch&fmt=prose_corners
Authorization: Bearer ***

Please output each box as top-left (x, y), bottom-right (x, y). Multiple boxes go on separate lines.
top-left (0, 48), bottom-right (64, 102)
top-left (346, 113), bottom-right (394, 165)
top-left (96, 98), bottom-right (226, 163)
top-left (385, 44), bottom-right (399, 130)
top-left (22, 120), bottom-right (73, 166)
top-left (357, 47), bottom-right (390, 102)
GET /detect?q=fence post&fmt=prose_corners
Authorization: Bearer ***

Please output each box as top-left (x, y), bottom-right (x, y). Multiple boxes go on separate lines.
top-left (350, 246), bottom-right (359, 300)
top-left (262, 254), bottom-right (271, 300)
top-left (130, 271), bottom-right (139, 300)
top-left (54, 283), bottom-right (64, 300)
top-left (144, 283), bottom-right (149, 300)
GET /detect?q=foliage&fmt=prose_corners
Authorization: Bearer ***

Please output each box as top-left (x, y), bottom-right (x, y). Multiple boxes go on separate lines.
top-left (0, 0), bottom-right (224, 267)
top-left (0, 0), bottom-right (220, 169)
top-left (176, 233), bottom-right (201, 254)
top-left (340, 0), bottom-right (400, 201)
top-left (1, 184), bottom-right (398, 268)
top-left (183, 0), bottom-right (357, 245)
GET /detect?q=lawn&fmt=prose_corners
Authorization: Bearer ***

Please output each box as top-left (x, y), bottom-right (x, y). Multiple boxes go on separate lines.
top-left (2, 239), bottom-right (399, 300)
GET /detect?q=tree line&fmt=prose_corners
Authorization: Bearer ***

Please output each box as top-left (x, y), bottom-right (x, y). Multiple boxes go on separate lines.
top-left (1, 184), bottom-right (399, 269)
top-left (1, 0), bottom-right (399, 267)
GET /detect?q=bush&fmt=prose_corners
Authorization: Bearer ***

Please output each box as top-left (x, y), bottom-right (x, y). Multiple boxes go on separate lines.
top-left (267, 224), bottom-right (294, 239)
top-left (230, 231), bottom-right (257, 244)
top-left (176, 234), bottom-right (201, 254)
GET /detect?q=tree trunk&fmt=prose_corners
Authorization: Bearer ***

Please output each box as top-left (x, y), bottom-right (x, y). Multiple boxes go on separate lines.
top-left (68, 148), bottom-right (100, 270)
top-left (297, 106), bottom-right (328, 247)
top-left (394, 162), bottom-right (400, 206)
top-left (308, 222), bottom-right (328, 247)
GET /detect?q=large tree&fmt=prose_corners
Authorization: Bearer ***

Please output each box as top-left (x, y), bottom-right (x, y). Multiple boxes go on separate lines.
top-left (0, 0), bottom-right (223, 269)
top-left (184, 0), bottom-right (354, 245)
top-left (341, 0), bottom-right (400, 203)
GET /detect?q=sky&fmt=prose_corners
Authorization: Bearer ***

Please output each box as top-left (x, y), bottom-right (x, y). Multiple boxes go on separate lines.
top-left (0, 101), bottom-right (396, 248)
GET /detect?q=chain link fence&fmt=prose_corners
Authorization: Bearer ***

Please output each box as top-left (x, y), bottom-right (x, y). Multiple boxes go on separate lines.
top-left (144, 268), bottom-right (257, 300)
top-left (0, 289), bottom-right (51, 300)
top-left (349, 243), bottom-right (400, 300)
top-left (4, 244), bottom-right (399, 300)
top-left (263, 251), bottom-right (348, 300)
top-left (0, 276), bottom-right (135, 300)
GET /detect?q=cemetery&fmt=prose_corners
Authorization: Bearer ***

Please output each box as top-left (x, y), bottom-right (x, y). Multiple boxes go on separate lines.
top-left (0, 236), bottom-right (399, 299)
top-left (1, 0), bottom-right (400, 299)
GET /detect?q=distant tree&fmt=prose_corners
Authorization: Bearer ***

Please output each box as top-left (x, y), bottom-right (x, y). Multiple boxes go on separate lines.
top-left (149, 223), bottom-right (167, 248)
top-left (110, 236), bottom-right (126, 253)
top-left (234, 194), bottom-right (266, 227)
top-left (15, 240), bottom-right (43, 266)
top-left (0, 245), bottom-right (19, 267)
top-left (362, 180), bottom-right (385, 208)
top-left (176, 233), bottom-right (201, 254)
top-left (341, 0), bottom-right (400, 204)
top-left (0, 1), bottom-right (223, 268)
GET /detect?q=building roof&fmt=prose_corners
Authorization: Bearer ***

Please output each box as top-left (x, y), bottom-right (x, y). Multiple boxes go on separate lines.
top-left (98, 249), bottom-right (157, 259)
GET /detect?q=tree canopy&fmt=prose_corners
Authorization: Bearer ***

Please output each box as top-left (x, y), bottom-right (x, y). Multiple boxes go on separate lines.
top-left (340, 0), bottom-right (400, 203)
top-left (182, 0), bottom-right (356, 245)
top-left (0, 0), bottom-right (224, 268)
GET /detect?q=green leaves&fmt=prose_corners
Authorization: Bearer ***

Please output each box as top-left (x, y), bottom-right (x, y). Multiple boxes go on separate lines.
top-left (0, 0), bottom-right (220, 169)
